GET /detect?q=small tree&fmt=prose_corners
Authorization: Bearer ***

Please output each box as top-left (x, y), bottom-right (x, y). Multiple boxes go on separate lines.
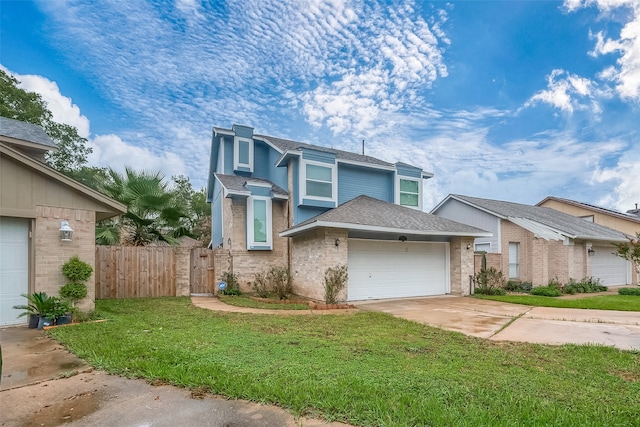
top-left (324, 265), bottom-right (348, 304)
top-left (473, 267), bottom-right (507, 295)
top-left (615, 232), bottom-right (640, 281)
top-left (60, 256), bottom-right (93, 307)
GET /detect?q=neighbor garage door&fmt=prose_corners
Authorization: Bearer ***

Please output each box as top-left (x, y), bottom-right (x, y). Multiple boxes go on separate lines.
top-left (0, 217), bottom-right (30, 326)
top-left (591, 245), bottom-right (631, 286)
top-left (347, 239), bottom-right (449, 301)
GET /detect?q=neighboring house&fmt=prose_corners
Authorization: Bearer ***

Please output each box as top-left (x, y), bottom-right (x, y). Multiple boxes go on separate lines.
top-left (0, 117), bottom-right (125, 326)
top-left (431, 194), bottom-right (635, 287)
top-left (537, 196), bottom-right (640, 237)
top-left (207, 124), bottom-right (490, 301)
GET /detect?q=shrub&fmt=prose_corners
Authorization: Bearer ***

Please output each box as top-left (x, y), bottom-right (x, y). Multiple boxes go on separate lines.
top-left (61, 256), bottom-right (93, 282)
top-left (530, 286), bottom-right (562, 297)
top-left (60, 282), bottom-right (88, 306)
top-left (252, 271), bottom-right (270, 298)
top-left (506, 281), bottom-right (523, 292)
top-left (521, 282), bottom-right (533, 292)
top-left (267, 267), bottom-right (292, 300)
top-left (547, 276), bottom-right (563, 290)
top-left (562, 277), bottom-right (607, 294)
top-left (219, 271), bottom-right (241, 296)
top-left (324, 265), bottom-right (348, 304)
top-left (473, 267), bottom-right (506, 296)
top-left (618, 287), bottom-right (640, 296)
top-left (43, 297), bottom-right (71, 321)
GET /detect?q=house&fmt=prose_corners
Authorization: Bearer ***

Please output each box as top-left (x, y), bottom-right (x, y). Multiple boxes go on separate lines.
top-left (207, 124), bottom-right (490, 301)
top-left (537, 196), bottom-right (640, 237)
top-left (431, 194), bottom-right (635, 287)
top-left (0, 117), bottom-right (125, 326)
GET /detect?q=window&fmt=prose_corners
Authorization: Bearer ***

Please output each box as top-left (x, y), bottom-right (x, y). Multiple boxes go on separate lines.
top-left (475, 243), bottom-right (490, 252)
top-left (247, 196), bottom-right (272, 249)
top-left (399, 179), bottom-right (420, 207)
top-left (301, 159), bottom-right (336, 202)
top-left (508, 242), bottom-right (519, 278)
top-left (234, 137), bottom-right (253, 172)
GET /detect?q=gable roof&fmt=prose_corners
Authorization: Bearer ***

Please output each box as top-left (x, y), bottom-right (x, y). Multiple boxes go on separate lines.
top-left (281, 195), bottom-right (491, 238)
top-left (0, 116), bottom-right (57, 150)
top-left (436, 194), bottom-right (628, 242)
top-left (537, 196), bottom-right (640, 225)
top-left (215, 173), bottom-right (288, 199)
top-left (1, 142), bottom-right (126, 221)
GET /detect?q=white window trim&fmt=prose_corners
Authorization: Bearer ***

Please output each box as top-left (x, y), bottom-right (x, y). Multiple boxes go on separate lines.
top-left (247, 195), bottom-right (272, 249)
top-left (299, 158), bottom-right (337, 204)
top-left (508, 242), bottom-right (519, 279)
top-left (395, 175), bottom-right (422, 210)
top-left (234, 136), bottom-right (254, 172)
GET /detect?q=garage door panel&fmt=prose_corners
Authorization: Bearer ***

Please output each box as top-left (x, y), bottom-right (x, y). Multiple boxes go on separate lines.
top-left (1, 217), bottom-right (30, 326)
top-left (347, 239), bottom-right (448, 301)
top-left (591, 246), bottom-right (631, 286)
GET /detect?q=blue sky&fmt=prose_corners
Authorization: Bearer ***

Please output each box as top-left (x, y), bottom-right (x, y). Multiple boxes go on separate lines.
top-left (1, 0), bottom-right (639, 212)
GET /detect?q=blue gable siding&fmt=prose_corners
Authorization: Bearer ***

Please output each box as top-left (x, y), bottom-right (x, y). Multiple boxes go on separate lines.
top-left (396, 163), bottom-right (422, 178)
top-left (222, 136), bottom-right (234, 174)
top-left (253, 141), bottom-right (270, 178)
top-left (232, 124), bottom-right (253, 139)
top-left (211, 179), bottom-right (224, 248)
top-left (246, 184), bottom-right (272, 197)
top-left (338, 164), bottom-right (393, 204)
top-left (302, 148), bottom-right (335, 164)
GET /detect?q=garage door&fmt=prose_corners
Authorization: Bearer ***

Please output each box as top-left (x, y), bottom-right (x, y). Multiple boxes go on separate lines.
top-left (347, 239), bottom-right (449, 301)
top-left (591, 246), bottom-right (631, 286)
top-left (0, 217), bottom-right (30, 326)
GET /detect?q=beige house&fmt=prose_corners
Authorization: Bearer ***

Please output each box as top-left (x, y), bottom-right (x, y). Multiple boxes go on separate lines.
top-left (432, 194), bottom-right (635, 287)
top-left (0, 117), bottom-right (125, 326)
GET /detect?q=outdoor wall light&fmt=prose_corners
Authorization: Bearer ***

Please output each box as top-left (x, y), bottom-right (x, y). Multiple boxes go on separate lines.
top-left (335, 238), bottom-right (340, 247)
top-left (59, 220), bottom-right (73, 242)
top-left (466, 243), bottom-right (471, 250)
top-left (588, 247), bottom-right (595, 256)
top-left (399, 235), bottom-right (407, 242)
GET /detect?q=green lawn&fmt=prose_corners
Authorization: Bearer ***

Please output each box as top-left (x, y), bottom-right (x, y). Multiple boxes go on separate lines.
top-left (218, 295), bottom-right (310, 310)
top-left (49, 298), bottom-right (640, 427)
top-left (477, 294), bottom-right (640, 311)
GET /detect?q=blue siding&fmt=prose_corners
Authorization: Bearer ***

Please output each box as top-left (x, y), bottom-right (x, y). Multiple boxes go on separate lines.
top-left (296, 205), bottom-right (330, 224)
top-left (222, 136), bottom-right (234, 174)
top-left (302, 148), bottom-right (336, 164)
top-left (267, 146), bottom-right (288, 189)
top-left (396, 164), bottom-right (422, 178)
top-left (232, 124), bottom-right (253, 138)
top-left (211, 180), bottom-right (224, 247)
top-left (338, 165), bottom-right (393, 204)
top-left (246, 185), bottom-right (272, 197)
top-left (253, 141), bottom-right (270, 179)
top-left (301, 198), bottom-right (335, 208)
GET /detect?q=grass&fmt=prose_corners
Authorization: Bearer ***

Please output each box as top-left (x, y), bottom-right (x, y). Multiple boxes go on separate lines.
top-left (218, 295), bottom-right (310, 310)
top-left (477, 294), bottom-right (640, 311)
top-left (48, 298), bottom-right (640, 427)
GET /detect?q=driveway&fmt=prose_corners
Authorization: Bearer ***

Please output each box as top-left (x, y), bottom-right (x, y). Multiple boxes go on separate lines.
top-left (0, 327), bottom-right (350, 427)
top-left (356, 295), bottom-right (640, 350)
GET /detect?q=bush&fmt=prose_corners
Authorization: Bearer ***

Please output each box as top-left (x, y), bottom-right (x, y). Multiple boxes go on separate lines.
top-left (324, 265), bottom-right (348, 304)
top-left (521, 282), bottom-right (533, 292)
top-left (530, 286), bottom-right (562, 297)
top-left (618, 287), bottom-right (640, 296)
top-left (60, 282), bottom-right (88, 305)
top-left (252, 271), bottom-right (270, 298)
top-left (473, 267), bottom-right (506, 296)
top-left (61, 256), bottom-right (93, 282)
top-left (547, 277), bottom-right (563, 290)
top-left (562, 277), bottom-right (607, 294)
top-left (219, 271), bottom-right (241, 296)
top-left (267, 267), bottom-right (292, 300)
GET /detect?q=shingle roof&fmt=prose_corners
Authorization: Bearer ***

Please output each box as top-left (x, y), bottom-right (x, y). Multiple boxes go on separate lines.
top-left (450, 194), bottom-right (628, 241)
top-left (0, 116), bottom-right (56, 148)
top-left (537, 196), bottom-right (640, 224)
top-left (281, 195), bottom-right (491, 237)
top-left (255, 134), bottom-right (397, 168)
top-left (215, 173), bottom-right (288, 198)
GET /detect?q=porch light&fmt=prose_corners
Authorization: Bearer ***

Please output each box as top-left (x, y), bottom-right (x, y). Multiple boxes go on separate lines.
top-left (59, 220), bottom-right (73, 242)
top-left (399, 235), bottom-right (407, 242)
top-left (588, 247), bottom-right (595, 256)
top-left (335, 238), bottom-right (340, 247)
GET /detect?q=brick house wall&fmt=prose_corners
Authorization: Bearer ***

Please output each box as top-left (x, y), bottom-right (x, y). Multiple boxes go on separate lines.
top-left (450, 236), bottom-right (475, 295)
top-left (35, 205), bottom-right (96, 311)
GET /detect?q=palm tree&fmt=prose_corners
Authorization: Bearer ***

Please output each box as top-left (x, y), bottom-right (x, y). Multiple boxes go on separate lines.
top-left (96, 167), bottom-right (190, 246)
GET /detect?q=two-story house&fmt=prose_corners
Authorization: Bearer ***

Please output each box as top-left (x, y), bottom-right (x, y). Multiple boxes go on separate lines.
top-left (207, 124), bottom-right (490, 301)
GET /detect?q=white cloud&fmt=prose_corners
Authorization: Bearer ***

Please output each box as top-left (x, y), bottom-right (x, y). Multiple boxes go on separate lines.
top-left (5, 68), bottom-right (91, 138)
top-left (566, 0), bottom-right (640, 101)
top-left (525, 69), bottom-right (599, 114)
top-left (592, 145), bottom-right (640, 212)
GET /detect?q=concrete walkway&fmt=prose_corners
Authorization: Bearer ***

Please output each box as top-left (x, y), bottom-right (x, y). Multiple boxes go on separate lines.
top-left (356, 295), bottom-right (640, 350)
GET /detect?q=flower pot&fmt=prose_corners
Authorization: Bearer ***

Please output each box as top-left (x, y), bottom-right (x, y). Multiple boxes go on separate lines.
top-left (57, 314), bottom-right (72, 325)
top-left (37, 316), bottom-right (54, 330)
top-left (28, 314), bottom-right (40, 329)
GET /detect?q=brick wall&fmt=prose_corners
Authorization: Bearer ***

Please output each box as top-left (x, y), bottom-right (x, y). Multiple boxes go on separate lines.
top-left (290, 228), bottom-right (349, 301)
top-left (450, 236), bottom-right (475, 295)
top-left (35, 205), bottom-right (96, 311)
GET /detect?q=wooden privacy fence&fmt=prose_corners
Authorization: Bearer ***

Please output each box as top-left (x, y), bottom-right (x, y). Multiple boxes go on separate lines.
top-left (95, 246), bottom-right (215, 299)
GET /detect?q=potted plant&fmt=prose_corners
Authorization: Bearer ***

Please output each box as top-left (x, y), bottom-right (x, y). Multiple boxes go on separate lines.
top-left (12, 292), bottom-right (52, 329)
top-left (41, 297), bottom-right (72, 328)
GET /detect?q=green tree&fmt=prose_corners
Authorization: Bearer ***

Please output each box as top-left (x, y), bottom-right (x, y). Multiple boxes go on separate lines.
top-left (0, 69), bottom-right (92, 174)
top-left (171, 175), bottom-right (210, 243)
top-left (615, 232), bottom-right (640, 279)
top-left (96, 167), bottom-right (190, 246)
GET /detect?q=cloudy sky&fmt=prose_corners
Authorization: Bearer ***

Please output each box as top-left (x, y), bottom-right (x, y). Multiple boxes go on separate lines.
top-left (1, 0), bottom-right (639, 212)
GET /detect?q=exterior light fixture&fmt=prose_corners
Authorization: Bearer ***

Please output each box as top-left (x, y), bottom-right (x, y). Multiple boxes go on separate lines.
top-left (588, 247), bottom-right (595, 256)
top-left (335, 238), bottom-right (340, 247)
top-left (466, 243), bottom-right (471, 250)
top-left (399, 235), bottom-right (407, 242)
top-left (59, 220), bottom-right (73, 242)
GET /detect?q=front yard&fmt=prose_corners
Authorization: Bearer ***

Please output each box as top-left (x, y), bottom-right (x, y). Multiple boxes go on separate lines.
top-left (49, 298), bottom-right (640, 427)
top-left (477, 294), bottom-right (640, 311)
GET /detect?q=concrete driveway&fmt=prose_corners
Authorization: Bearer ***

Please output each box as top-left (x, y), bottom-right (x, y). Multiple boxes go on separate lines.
top-left (356, 296), bottom-right (640, 350)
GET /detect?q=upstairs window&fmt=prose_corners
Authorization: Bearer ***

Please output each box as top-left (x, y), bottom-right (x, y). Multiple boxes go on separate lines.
top-left (301, 159), bottom-right (336, 203)
top-left (234, 137), bottom-right (253, 172)
top-left (247, 196), bottom-right (272, 249)
top-left (399, 178), bottom-right (420, 208)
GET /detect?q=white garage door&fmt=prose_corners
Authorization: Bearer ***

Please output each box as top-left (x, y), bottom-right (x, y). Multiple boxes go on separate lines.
top-left (347, 239), bottom-right (449, 301)
top-left (0, 217), bottom-right (30, 326)
top-left (591, 246), bottom-right (631, 286)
